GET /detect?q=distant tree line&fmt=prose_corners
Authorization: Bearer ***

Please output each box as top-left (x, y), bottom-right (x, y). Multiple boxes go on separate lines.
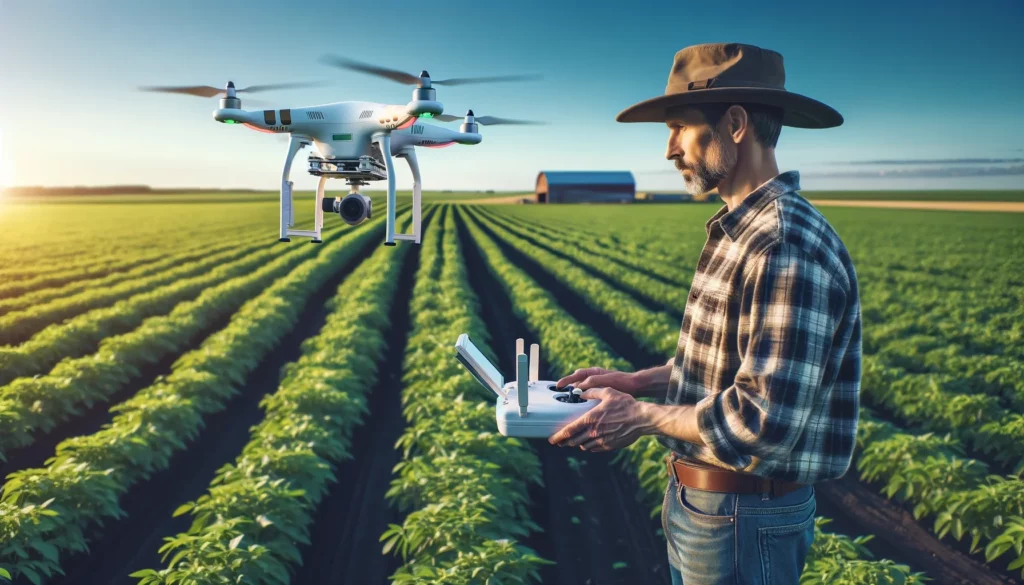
top-left (3, 186), bottom-right (272, 196)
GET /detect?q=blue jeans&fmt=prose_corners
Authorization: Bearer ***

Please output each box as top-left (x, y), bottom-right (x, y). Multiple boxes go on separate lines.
top-left (663, 472), bottom-right (816, 585)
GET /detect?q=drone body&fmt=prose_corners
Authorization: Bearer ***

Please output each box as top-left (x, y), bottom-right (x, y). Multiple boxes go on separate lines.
top-left (141, 56), bottom-right (543, 246)
top-left (214, 99), bottom-right (483, 156)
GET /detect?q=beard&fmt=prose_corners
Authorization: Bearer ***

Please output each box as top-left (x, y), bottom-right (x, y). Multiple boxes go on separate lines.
top-left (676, 130), bottom-right (736, 195)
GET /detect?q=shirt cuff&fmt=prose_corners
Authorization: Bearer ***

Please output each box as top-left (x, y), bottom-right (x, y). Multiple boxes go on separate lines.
top-left (694, 391), bottom-right (751, 470)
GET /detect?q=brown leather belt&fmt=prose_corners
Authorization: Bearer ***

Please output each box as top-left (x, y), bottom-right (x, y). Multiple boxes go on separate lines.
top-left (665, 455), bottom-right (805, 497)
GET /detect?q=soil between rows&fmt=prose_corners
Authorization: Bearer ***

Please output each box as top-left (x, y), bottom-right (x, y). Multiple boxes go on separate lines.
top-left (455, 206), bottom-right (673, 585)
top-left (473, 205), bottom-right (684, 301)
top-left (0, 233), bottom-right (346, 480)
top-left (289, 207), bottom-right (433, 584)
top-left (457, 204), bottom-right (1024, 585)
top-left (464, 207), bottom-right (670, 371)
top-left (48, 228), bottom-right (385, 585)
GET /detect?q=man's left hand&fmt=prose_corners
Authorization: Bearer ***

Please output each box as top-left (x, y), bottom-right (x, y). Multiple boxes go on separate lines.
top-left (548, 387), bottom-right (649, 452)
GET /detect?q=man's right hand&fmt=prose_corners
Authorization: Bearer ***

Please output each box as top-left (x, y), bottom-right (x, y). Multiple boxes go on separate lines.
top-left (556, 367), bottom-right (640, 395)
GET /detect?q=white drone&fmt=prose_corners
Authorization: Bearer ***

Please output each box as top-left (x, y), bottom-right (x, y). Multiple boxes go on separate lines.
top-left (140, 56), bottom-right (544, 246)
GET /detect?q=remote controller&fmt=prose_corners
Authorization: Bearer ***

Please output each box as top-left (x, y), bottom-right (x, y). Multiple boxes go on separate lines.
top-left (454, 333), bottom-right (599, 438)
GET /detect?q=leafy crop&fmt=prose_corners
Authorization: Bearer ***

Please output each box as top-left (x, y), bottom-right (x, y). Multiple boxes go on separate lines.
top-left (130, 212), bottom-right (416, 584)
top-left (381, 205), bottom-right (550, 583)
top-left (462, 206), bottom-right (933, 583)
top-left (0, 214), bottom-right (390, 583)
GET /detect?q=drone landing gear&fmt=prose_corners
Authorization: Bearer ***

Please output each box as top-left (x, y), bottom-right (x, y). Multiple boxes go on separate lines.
top-left (372, 135), bottom-right (422, 247)
top-left (280, 136), bottom-right (317, 242)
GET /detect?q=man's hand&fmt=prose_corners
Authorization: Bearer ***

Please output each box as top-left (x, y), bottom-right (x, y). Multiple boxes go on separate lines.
top-left (556, 367), bottom-right (640, 395)
top-left (548, 387), bottom-right (650, 452)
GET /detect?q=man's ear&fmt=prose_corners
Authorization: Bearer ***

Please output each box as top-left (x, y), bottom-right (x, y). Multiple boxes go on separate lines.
top-left (724, 105), bottom-right (748, 144)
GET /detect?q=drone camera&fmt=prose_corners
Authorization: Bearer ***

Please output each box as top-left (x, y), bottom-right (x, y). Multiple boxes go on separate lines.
top-left (323, 194), bottom-right (372, 225)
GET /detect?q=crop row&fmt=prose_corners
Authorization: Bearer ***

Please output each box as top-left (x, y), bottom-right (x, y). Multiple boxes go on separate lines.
top-left (379, 205), bottom-right (549, 583)
top-left (864, 315), bottom-right (1024, 411)
top-left (483, 207), bottom-right (1024, 574)
top-left (130, 212), bottom-right (416, 584)
top-left (0, 231), bottom-right (272, 347)
top-left (0, 214), bottom-right (390, 584)
top-left (0, 204), bottom-right (270, 266)
top-left (480, 208), bottom-right (1024, 475)
top-left (0, 217), bottom-right (268, 299)
top-left (475, 207), bottom-right (688, 313)
top-left (474, 206), bottom-right (691, 288)
top-left (0, 233), bottom-right (299, 389)
top-left (458, 206), bottom-right (926, 582)
top-left (0, 229), bottom-right (267, 318)
top-left (474, 207), bottom-right (1024, 577)
top-left (464, 207), bottom-right (678, 356)
top-left (862, 357), bottom-right (1024, 475)
top-left (0, 217), bottom-right (361, 458)
top-left (851, 409), bottom-right (1024, 575)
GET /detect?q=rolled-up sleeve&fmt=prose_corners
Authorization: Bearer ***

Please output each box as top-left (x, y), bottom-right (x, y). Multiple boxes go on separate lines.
top-left (693, 241), bottom-right (846, 470)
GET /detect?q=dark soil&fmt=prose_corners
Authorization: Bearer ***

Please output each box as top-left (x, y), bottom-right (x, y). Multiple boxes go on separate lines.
top-left (816, 474), bottom-right (1021, 585)
top-left (47, 225), bottom-right (385, 585)
top-left (463, 207), bottom-right (670, 371)
top-left (457, 204), bottom-right (1016, 584)
top-left (469, 207), bottom-right (682, 321)
top-left (475, 205), bottom-right (687, 297)
top-left (455, 206), bottom-right (673, 585)
top-left (0, 230), bottom-right (342, 480)
top-left (0, 311), bottom-right (235, 479)
top-left (289, 207), bottom-right (432, 585)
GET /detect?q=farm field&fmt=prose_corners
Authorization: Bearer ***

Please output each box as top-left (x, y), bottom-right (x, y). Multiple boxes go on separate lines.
top-left (0, 193), bottom-right (1022, 585)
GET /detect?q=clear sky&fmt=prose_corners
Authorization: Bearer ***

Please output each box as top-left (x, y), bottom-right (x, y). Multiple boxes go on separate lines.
top-left (1, 0), bottom-right (1022, 193)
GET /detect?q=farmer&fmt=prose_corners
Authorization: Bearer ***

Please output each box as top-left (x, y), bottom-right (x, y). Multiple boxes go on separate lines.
top-left (549, 43), bottom-right (862, 584)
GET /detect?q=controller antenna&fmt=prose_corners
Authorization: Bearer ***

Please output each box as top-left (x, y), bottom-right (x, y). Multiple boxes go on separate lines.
top-left (517, 352), bottom-right (528, 417)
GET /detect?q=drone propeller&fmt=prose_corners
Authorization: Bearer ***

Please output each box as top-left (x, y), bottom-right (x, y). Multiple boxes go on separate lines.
top-left (319, 55), bottom-right (542, 86)
top-left (434, 110), bottom-right (547, 126)
top-left (138, 80), bottom-right (326, 98)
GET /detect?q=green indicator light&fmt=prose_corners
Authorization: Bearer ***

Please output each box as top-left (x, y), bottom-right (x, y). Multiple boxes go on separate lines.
top-left (332, 134), bottom-right (352, 141)
top-left (420, 112), bottom-right (433, 118)
top-left (224, 119), bottom-right (236, 124)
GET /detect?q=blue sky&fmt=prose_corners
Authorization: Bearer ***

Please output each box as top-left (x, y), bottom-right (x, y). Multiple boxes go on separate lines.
top-left (1, 0), bottom-right (1022, 192)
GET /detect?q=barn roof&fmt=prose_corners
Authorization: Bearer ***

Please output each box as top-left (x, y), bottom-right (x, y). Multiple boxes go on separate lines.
top-left (538, 171), bottom-right (635, 186)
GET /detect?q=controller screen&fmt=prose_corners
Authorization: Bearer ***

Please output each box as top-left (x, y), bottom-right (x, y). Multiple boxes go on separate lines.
top-left (456, 334), bottom-right (504, 396)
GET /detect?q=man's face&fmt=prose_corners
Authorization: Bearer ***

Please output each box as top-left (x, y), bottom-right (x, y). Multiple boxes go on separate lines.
top-left (665, 106), bottom-right (737, 195)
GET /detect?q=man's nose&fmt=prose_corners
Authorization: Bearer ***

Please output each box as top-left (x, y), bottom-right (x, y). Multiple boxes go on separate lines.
top-left (665, 137), bottom-right (680, 160)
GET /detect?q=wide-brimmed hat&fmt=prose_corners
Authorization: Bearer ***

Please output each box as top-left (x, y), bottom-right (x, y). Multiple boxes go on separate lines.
top-left (616, 43), bottom-right (843, 128)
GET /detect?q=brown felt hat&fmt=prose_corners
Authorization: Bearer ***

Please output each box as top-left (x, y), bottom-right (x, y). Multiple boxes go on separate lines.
top-left (616, 43), bottom-right (843, 128)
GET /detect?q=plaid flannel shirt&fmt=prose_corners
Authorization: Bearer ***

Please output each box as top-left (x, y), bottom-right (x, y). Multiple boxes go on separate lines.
top-left (662, 170), bottom-right (862, 485)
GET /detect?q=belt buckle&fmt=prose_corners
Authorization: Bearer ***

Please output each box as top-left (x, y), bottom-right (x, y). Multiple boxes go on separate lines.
top-left (665, 455), bottom-right (680, 484)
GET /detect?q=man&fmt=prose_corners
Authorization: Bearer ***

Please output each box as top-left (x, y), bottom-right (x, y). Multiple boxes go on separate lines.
top-left (548, 43), bottom-right (862, 585)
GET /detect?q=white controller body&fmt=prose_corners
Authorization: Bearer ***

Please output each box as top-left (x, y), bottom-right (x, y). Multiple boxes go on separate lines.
top-left (496, 380), bottom-right (599, 438)
top-left (454, 333), bottom-right (600, 439)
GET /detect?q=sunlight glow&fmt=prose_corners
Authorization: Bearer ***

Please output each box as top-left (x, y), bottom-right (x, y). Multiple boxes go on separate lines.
top-left (0, 128), bottom-right (15, 191)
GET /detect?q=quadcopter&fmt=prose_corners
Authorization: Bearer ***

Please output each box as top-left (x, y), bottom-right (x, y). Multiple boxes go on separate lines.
top-left (140, 56), bottom-right (545, 246)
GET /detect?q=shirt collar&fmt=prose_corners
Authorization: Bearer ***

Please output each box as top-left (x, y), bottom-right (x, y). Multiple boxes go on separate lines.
top-left (705, 170), bottom-right (801, 241)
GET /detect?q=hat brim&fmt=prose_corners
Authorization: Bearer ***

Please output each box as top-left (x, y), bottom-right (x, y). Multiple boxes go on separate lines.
top-left (615, 87), bottom-right (843, 129)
